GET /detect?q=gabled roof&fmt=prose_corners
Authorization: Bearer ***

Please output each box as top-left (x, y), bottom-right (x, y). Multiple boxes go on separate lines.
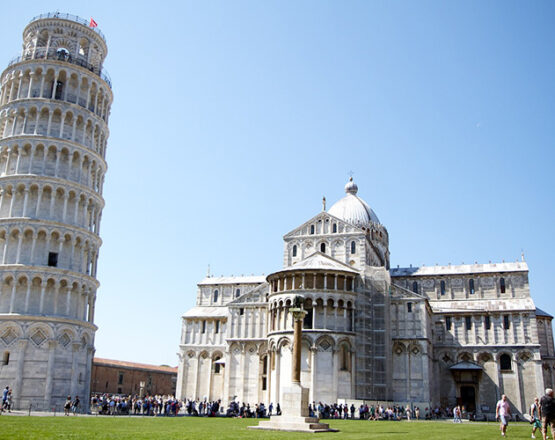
top-left (390, 282), bottom-right (428, 300)
top-left (271, 252), bottom-right (358, 276)
top-left (283, 211), bottom-right (363, 239)
top-left (228, 282), bottom-right (269, 306)
top-left (449, 361), bottom-right (483, 371)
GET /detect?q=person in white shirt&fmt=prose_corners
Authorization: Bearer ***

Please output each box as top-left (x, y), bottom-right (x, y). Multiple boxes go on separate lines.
top-left (496, 394), bottom-right (512, 437)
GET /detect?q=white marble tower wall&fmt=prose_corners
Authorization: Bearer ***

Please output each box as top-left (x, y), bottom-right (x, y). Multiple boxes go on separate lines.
top-left (0, 13), bottom-right (112, 411)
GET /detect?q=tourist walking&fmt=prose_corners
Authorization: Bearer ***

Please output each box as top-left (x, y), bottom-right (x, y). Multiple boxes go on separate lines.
top-left (1, 386), bottom-right (9, 413)
top-left (64, 396), bottom-right (72, 416)
top-left (72, 395), bottom-right (80, 415)
top-left (453, 405), bottom-right (462, 423)
top-left (496, 394), bottom-right (511, 437)
top-left (540, 388), bottom-right (555, 440)
top-left (530, 397), bottom-right (541, 439)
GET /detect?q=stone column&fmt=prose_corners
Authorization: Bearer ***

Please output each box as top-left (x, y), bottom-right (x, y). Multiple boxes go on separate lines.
top-left (22, 189), bottom-right (29, 217)
top-left (44, 340), bottom-right (57, 408)
top-left (332, 348), bottom-right (339, 402)
top-left (309, 347), bottom-right (317, 403)
top-left (206, 357), bottom-right (213, 401)
top-left (83, 347), bottom-right (95, 412)
top-left (9, 278), bottom-right (17, 313)
top-left (238, 344), bottom-right (246, 402)
top-left (222, 349), bottom-right (232, 406)
top-left (274, 348), bottom-right (281, 405)
top-left (14, 339), bottom-right (28, 409)
top-left (291, 309), bottom-right (307, 384)
top-left (70, 342), bottom-right (81, 398)
top-left (175, 353), bottom-right (185, 401)
top-left (24, 281), bottom-right (32, 312)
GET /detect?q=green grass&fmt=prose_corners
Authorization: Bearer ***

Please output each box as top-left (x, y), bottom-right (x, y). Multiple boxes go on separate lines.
top-left (0, 416), bottom-right (543, 439)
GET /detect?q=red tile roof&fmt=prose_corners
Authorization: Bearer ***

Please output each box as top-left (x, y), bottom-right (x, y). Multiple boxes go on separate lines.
top-left (93, 357), bottom-right (177, 374)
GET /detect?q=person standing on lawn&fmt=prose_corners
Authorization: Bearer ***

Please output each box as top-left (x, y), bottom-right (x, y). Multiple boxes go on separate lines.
top-left (72, 395), bottom-right (80, 415)
top-left (540, 388), bottom-right (555, 440)
top-left (496, 394), bottom-right (511, 437)
top-left (531, 397), bottom-right (541, 439)
top-left (64, 396), bottom-right (72, 416)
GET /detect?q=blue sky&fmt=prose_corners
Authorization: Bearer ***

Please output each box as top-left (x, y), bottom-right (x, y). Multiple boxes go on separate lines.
top-left (2, 1), bottom-right (554, 366)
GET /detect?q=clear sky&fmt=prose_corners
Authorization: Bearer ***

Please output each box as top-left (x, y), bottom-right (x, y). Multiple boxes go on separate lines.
top-left (2, 1), bottom-right (554, 366)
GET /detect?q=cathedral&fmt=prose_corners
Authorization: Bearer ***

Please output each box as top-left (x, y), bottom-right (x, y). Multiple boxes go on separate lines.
top-left (177, 178), bottom-right (555, 417)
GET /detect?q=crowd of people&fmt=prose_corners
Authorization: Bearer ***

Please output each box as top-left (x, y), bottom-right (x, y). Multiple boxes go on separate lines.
top-left (90, 394), bottom-right (182, 416)
top-left (86, 393), bottom-right (481, 423)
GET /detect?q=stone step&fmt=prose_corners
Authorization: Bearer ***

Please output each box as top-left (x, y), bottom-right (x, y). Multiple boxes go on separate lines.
top-left (252, 419), bottom-right (336, 433)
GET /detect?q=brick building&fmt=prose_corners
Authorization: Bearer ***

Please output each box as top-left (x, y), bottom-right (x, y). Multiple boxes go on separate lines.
top-left (91, 358), bottom-right (177, 396)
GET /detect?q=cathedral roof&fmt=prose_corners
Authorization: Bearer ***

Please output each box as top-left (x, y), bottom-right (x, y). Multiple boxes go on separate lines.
top-left (429, 297), bottom-right (536, 314)
top-left (327, 178), bottom-right (380, 227)
top-left (182, 306), bottom-right (228, 318)
top-left (536, 308), bottom-right (553, 319)
top-left (273, 252), bottom-right (358, 275)
top-left (198, 275), bottom-right (266, 286)
top-left (390, 261), bottom-right (529, 277)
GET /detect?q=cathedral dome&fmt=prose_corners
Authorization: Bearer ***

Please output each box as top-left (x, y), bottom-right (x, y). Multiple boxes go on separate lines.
top-left (328, 178), bottom-right (380, 227)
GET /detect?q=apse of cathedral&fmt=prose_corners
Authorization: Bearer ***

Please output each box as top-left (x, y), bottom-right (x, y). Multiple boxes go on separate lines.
top-left (177, 178), bottom-right (554, 417)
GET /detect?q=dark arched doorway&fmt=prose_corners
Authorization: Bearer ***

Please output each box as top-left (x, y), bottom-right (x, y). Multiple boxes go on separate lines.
top-left (460, 386), bottom-right (476, 412)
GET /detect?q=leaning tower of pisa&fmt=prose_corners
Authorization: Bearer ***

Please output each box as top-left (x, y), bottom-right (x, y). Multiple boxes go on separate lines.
top-left (0, 13), bottom-right (112, 410)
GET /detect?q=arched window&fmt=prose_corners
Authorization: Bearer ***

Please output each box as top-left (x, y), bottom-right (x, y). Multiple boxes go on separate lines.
top-left (412, 281), bottom-right (418, 293)
top-left (213, 290), bottom-right (219, 303)
top-left (235, 288), bottom-right (240, 298)
top-left (214, 356), bottom-right (221, 374)
top-left (500, 354), bottom-right (512, 370)
top-left (350, 241), bottom-right (356, 254)
top-left (440, 280), bottom-right (446, 296)
top-left (500, 277), bottom-right (506, 293)
top-left (292, 245), bottom-right (297, 257)
top-left (310, 225), bottom-right (315, 235)
top-left (332, 223), bottom-right (337, 233)
top-left (303, 307), bottom-right (313, 329)
top-left (54, 81), bottom-right (64, 100)
top-left (469, 279), bottom-right (475, 295)
top-left (320, 243), bottom-right (326, 253)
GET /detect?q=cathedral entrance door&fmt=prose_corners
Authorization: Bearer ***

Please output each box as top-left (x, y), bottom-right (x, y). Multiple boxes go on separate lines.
top-left (460, 386), bottom-right (476, 413)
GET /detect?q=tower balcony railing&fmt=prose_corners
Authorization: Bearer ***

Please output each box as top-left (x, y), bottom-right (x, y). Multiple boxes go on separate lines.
top-left (28, 12), bottom-right (106, 43)
top-left (6, 50), bottom-right (112, 88)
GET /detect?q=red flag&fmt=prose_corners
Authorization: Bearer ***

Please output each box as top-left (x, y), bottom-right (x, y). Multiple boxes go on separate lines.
top-left (89, 18), bottom-right (98, 28)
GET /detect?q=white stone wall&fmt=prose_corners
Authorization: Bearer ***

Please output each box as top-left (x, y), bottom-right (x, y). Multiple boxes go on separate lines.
top-left (0, 15), bottom-right (111, 410)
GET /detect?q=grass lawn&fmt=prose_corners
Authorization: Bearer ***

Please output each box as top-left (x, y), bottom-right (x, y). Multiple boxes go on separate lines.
top-left (0, 416), bottom-right (540, 439)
